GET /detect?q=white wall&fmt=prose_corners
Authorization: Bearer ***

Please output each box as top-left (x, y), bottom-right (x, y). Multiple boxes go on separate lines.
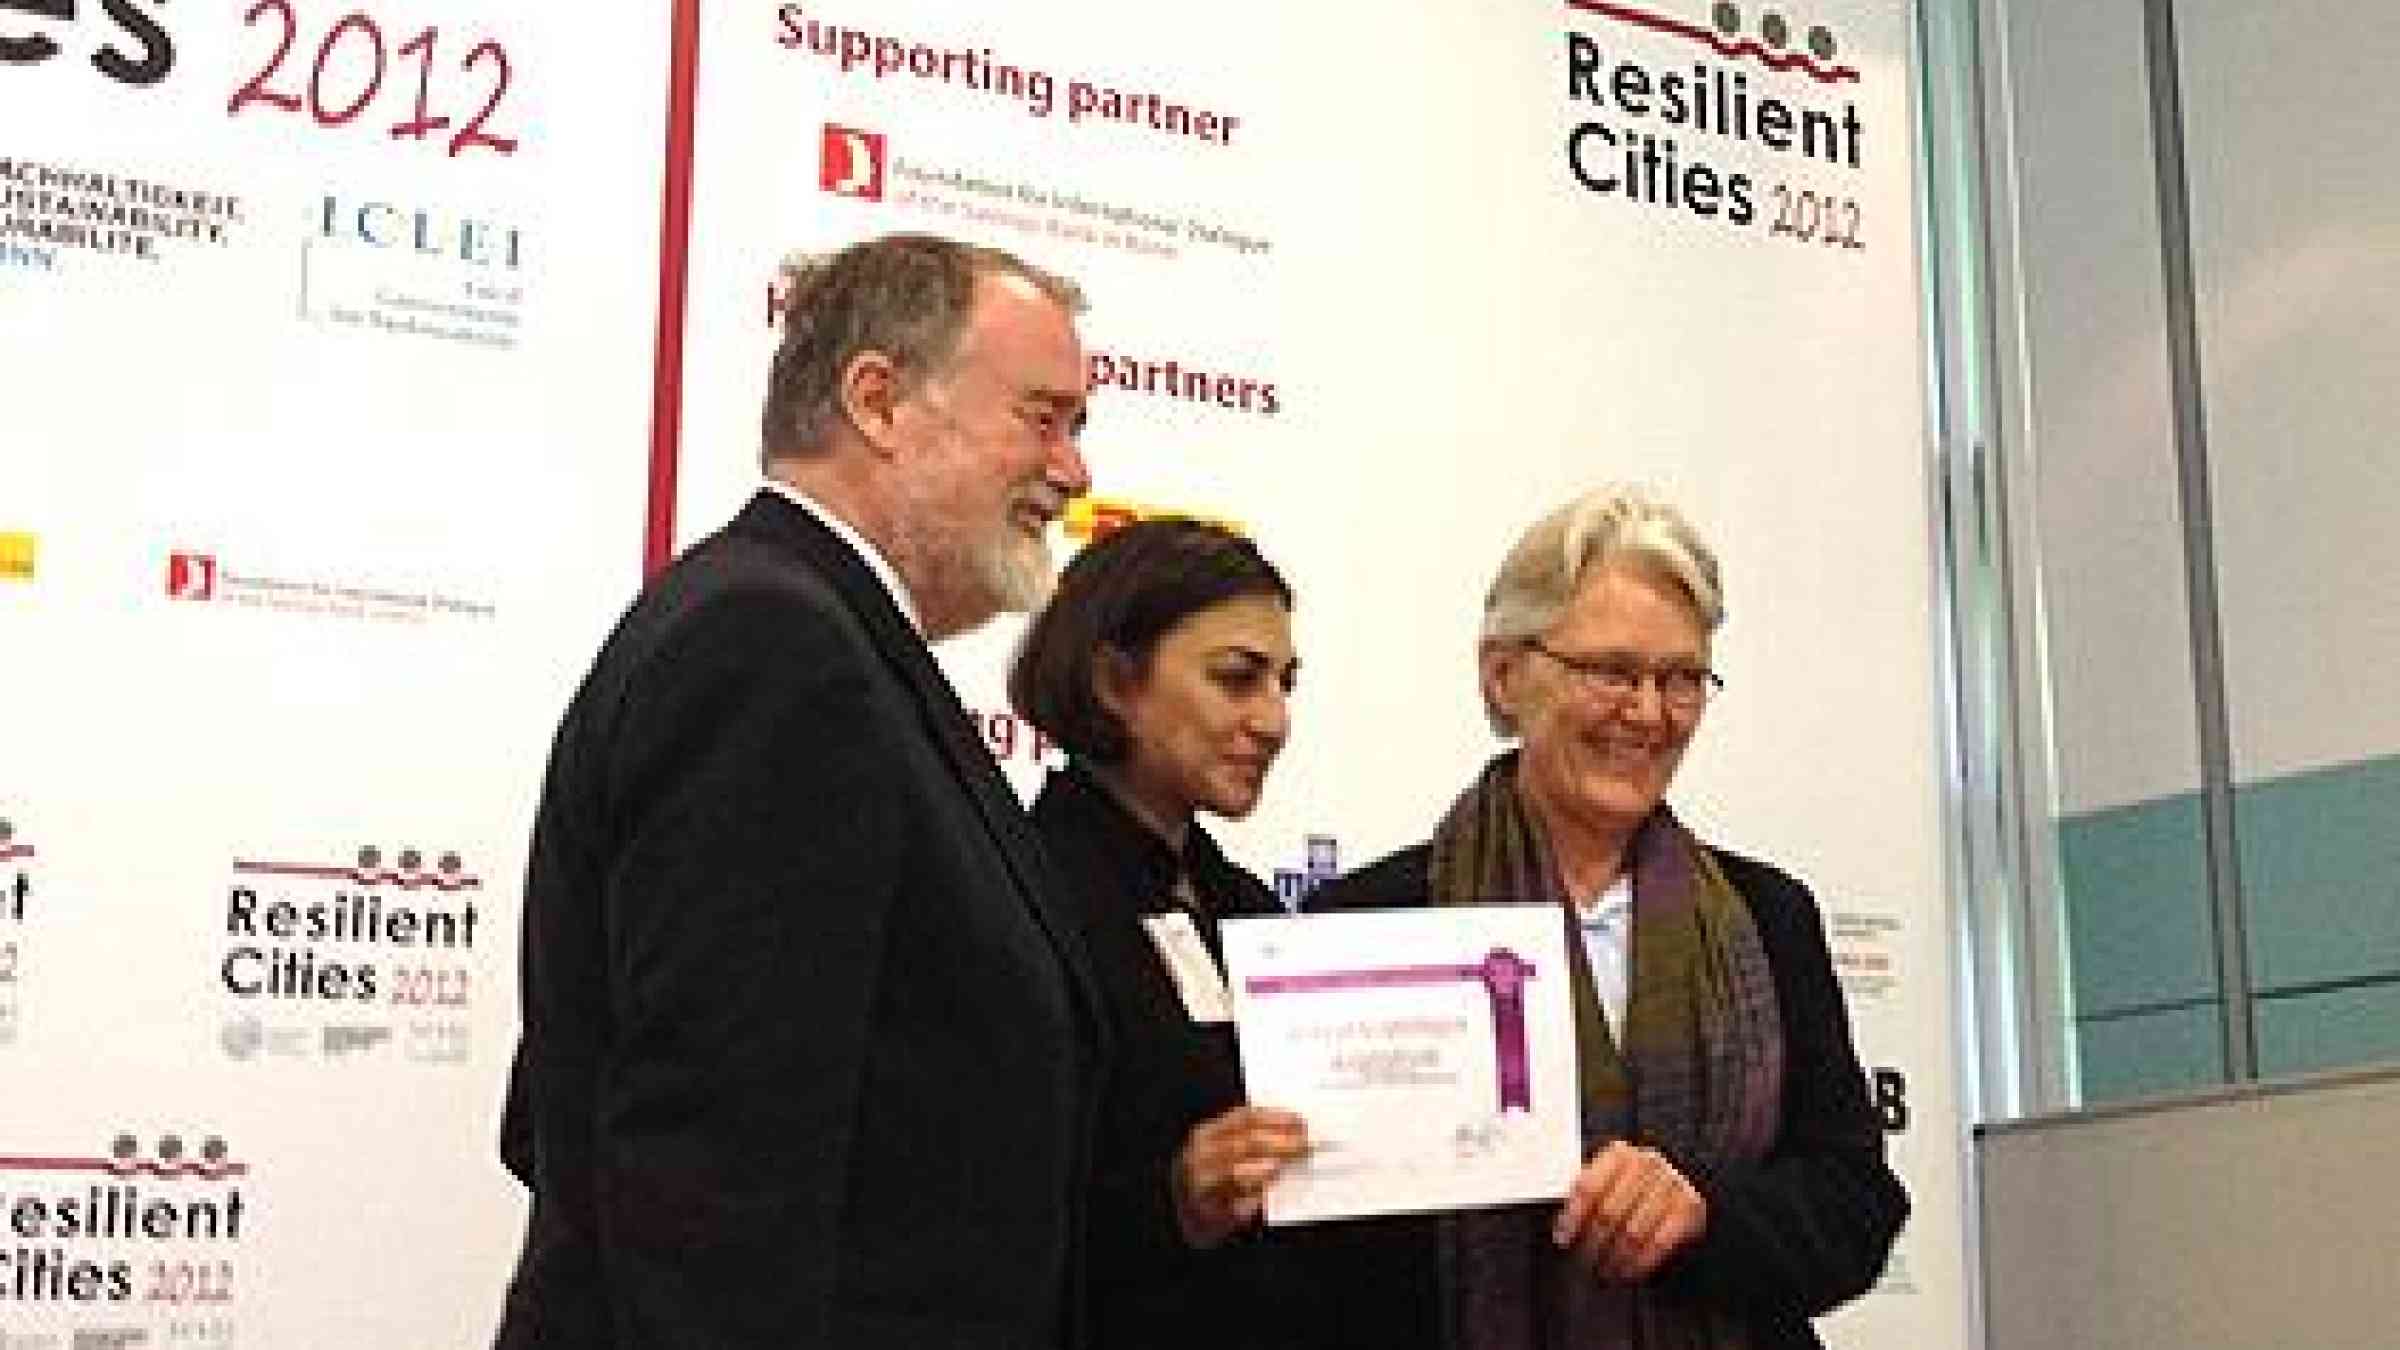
top-left (1991, 0), bottom-right (2400, 807)
top-left (2176, 0), bottom-right (2400, 787)
top-left (1987, 0), bottom-right (2201, 817)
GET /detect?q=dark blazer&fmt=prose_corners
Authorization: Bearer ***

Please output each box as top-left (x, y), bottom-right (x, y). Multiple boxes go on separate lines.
top-left (1033, 765), bottom-right (1438, 1350)
top-left (1310, 844), bottom-right (1907, 1350)
top-left (495, 490), bottom-right (1104, 1350)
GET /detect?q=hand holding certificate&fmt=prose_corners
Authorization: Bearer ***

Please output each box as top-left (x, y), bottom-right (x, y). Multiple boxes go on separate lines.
top-left (1219, 905), bottom-right (1581, 1225)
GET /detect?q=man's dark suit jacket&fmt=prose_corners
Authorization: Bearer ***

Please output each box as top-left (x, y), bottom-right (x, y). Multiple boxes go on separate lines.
top-left (494, 490), bottom-right (1103, 1349)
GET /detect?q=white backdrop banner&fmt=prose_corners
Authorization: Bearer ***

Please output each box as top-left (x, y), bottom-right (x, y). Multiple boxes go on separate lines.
top-left (0, 1), bottom-right (670, 1345)
top-left (6, 1), bottom-right (1967, 1346)
top-left (675, 3), bottom-right (1966, 1348)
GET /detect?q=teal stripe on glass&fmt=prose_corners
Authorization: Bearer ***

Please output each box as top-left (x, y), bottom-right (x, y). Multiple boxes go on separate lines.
top-left (2075, 1004), bottom-right (2226, 1104)
top-left (2235, 754), bottom-right (2400, 991)
top-left (2059, 793), bottom-right (2217, 1018)
top-left (2061, 752), bottom-right (2400, 1098)
top-left (2255, 981), bottom-right (2400, 1077)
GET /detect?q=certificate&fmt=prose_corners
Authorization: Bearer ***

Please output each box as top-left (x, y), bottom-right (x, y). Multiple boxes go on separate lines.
top-left (1220, 904), bottom-right (1579, 1225)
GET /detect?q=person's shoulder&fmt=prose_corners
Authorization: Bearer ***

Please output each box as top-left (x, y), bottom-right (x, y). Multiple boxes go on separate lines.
top-left (1028, 775), bottom-right (1149, 928)
top-left (1706, 845), bottom-right (1812, 905)
top-left (567, 530), bottom-right (883, 752)
top-left (658, 520), bottom-right (845, 613)
top-left (1705, 844), bottom-right (1828, 949)
top-left (1027, 775), bottom-right (1105, 879)
top-left (1305, 843), bottom-right (1433, 913)
top-left (619, 525), bottom-right (864, 664)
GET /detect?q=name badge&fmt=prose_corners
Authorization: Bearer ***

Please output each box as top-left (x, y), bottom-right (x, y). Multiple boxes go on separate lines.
top-left (1140, 910), bottom-right (1234, 1024)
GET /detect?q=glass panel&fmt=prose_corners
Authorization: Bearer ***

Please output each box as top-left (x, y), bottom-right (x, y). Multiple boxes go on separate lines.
top-left (1966, 0), bottom-right (2231, 1107)
top-left (2172, 0), bottom-right (2400, 1081)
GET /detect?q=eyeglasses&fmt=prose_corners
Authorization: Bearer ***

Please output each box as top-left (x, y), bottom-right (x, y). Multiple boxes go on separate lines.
top-left (1527, 642), bottom-right (1723, 711)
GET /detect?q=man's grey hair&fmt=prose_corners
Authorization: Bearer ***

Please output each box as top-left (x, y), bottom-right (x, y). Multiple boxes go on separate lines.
top-left (760, 234), bottom-right (1085, 467)
top-left (1478, 484), bottom-right (1724, 735)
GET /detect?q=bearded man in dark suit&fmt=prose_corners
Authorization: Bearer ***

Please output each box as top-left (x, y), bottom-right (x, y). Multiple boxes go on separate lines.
top-left (494, 233), bottom-right (1105, 1349)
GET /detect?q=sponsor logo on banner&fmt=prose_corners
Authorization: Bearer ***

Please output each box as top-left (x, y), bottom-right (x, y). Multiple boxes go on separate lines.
top-left (0, 156), bottom-right (238, 277)
top-left (164, 552), bottom-right (215, 602)
top-left (1061, 496), bottom-right (1243, 544)
top-left (217, 1012), bottom-right (309, 1063)
top-left (159, 549), bottom-right (496, 627)
top-left (0, 530), bottom-right (33, 581)
top-left (1, 814), bottom-right (32, 1050)
top-left (215, 845), bottom-right (478, 1067)
top-left (1272, 834), bottom-right (1341, 909)
top-left (321, 1023), bottom-right (392, 1057)
top-left (1557, 1), bottom-right (1872, 251)
top-left (1828, 908), bottom-right (1912, 1143)
top-left (784, 123), bottom-right (1272, 273)
top-left (300, 191), bottom-right (527, 350)
top-left (818, 124), bottom-right (886, 201)
top-left (1830, 907), bottom-right (1901, 1005)
top-left (0, 1133), bottom-right (246, 1336)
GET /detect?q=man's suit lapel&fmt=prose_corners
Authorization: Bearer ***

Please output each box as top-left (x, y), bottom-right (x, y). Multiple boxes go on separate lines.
top-left (731, 491), bottom-right (1105, 1035)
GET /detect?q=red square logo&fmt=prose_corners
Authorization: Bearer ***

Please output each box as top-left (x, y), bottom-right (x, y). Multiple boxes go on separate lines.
top-left (167, 551), bottom-right (217, 601)
top-left (820, 125), bottom-right (886, 201)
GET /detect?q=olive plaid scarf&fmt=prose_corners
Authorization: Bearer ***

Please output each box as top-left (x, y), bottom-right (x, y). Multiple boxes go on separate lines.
top-left (1426, 753), bottom-right (1783, 1350)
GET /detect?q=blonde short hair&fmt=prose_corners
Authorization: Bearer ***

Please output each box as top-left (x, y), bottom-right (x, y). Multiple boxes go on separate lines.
top-left (1478, 485), bottom-right (1723, 734)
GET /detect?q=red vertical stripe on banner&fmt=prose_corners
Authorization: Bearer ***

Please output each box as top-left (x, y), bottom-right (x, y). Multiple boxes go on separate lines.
top-left (645, 0), bottom-right (702, 575)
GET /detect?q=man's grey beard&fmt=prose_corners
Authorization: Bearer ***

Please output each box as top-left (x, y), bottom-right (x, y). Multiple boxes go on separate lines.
top-left (980, 526), bottom-right (1055, 616)
top-left (902, 516), bottom-right (1056, 640)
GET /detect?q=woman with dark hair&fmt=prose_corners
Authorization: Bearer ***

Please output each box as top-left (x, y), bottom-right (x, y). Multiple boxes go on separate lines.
top-left (1012, 518), bottom-right (1432, 1350)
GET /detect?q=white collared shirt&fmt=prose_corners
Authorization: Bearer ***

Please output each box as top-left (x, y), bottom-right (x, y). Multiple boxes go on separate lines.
top-left (759, 479), bottom-right (921, 634)
top-left (1577, 875), bottom-right (1633, 1038)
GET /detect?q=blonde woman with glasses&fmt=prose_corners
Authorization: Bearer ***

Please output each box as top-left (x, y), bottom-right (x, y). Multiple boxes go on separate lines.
top-left (1310, 484), bottom-right (1907, 1350)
